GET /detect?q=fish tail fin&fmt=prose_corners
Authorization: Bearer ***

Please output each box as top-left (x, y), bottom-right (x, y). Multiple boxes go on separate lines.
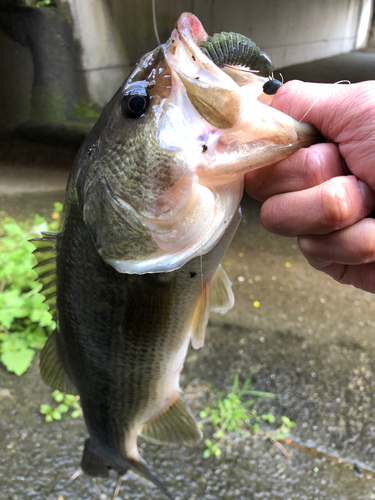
top-left (81, 439), bottom-right (173, 499)
top-left (81, 439), bottom-right (113, 478)
top-left (130, 457), bottom-right (174, 500)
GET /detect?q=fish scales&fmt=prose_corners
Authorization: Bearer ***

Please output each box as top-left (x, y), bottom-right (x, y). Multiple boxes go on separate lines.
top-left (55, 195), bottom-right (237, 476)
top-left (35, 12), bottom-right (322, 499)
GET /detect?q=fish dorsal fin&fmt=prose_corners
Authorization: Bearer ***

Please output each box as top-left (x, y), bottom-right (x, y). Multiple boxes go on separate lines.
top-left (30, 232), bottom-right (60, 320)
top-left (40, 330), bottom-right (78, 395)
top-left (141, 395), bottom-right (202, 445)
top-left (191, 283), bottom-right (210, 350)
top-left (209, 264), bottom-right (234, 314)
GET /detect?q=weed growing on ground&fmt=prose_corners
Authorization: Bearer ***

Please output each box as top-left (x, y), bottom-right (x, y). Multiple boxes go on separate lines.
top-left (199, 371), bottom-right (295, 458)
top-left (0, 203), bottom-right (62, 375)
top-left (40, 390), bottom-right (82, 422)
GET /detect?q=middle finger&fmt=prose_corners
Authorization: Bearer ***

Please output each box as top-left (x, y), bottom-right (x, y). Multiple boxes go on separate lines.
top-left (245, 142), bottom-right (345, 201)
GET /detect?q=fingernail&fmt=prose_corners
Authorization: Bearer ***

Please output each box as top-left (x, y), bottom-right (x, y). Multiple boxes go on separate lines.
top-left (358, 180), bottom-right (375, 211)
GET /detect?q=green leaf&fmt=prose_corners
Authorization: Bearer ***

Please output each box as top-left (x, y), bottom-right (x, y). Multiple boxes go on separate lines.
top-left (203, 449), bottom-right (211, 459)
top-left (281, 416), bottom-right (295, 428)
top-left (52, 390), bottom-right (64, 402)
top-left (54, 202), bottom-right (63, 212)
top-left (51, 409), bottom-right (62, 420)
top-left (40, 404), bottom-right (52, 414)
top-left (3, 222), bottom-right (24, 237)
top-left (58, 404), bottom-right (69, 413)
top-left (273, 432), bottom-right (287, 440)
top-left (262, 413), bottom-right (276, 424)
top-left (64, 394), bottom-right (76, 405)
top-left (1, 348), bottom-right (35, 376)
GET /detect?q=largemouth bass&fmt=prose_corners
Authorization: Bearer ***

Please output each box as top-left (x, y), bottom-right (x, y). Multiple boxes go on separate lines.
top-left (32, 12), bottom-right (321, 499)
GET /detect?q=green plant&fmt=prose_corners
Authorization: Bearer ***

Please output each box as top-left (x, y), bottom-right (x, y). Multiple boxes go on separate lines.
top-left (273, 415), bottom-right (296, 440)
top-left (34, 0), bottom-right (53, 7)
top-left (0, 203), bottom-right (62, 376)
top-left (199, 372), bottom-right (295, 458)
top-left (40, 390), bottom-right (82, 422)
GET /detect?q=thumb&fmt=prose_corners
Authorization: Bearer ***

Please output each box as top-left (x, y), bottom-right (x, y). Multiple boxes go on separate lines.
top-left (271, 80), bottom-right (374, 143)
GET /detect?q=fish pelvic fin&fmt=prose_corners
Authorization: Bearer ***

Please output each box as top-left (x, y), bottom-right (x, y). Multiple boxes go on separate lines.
top-left (39, 330), bottom-right (77, 395)
top-left (141, 395), bottom-right (202, 445)
top-left (209, 264), bottom-right (235, 314)
top-left (29, 232), bottom-right (60, 321)
top-left (191, 283), bottom-right (210, 349)
top-left (190, 264), bottom-right (234, 350)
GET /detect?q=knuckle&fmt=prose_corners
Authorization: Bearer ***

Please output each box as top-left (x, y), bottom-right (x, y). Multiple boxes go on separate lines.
top-left (259, 199), bottom-right (280, 232)
top-left (245, 172), bottom-right (270, 201)
top-left (302, 148), bottom-right (326, 188)
top-left (358, 232), bottom-right (375, 264)
top-left (302, 144), bottom-right (342, 189)
top-left (320, 179), bottom-right (353, 229)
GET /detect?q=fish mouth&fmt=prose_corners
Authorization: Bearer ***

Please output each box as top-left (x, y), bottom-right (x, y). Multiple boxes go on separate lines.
top-left (97, 14), bottom-right (323, 276)
top-left (165, 12), bottom-right (322, 184)
top-left (165, 13), bottom-right (242, 130)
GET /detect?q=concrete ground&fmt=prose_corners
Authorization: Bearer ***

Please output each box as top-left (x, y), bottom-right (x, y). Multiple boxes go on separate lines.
top-left (1, 50), bottom-right (375, 500)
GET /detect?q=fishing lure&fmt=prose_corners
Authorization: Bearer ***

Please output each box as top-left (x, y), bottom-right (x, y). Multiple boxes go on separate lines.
top-left (200, 32), bottom-right (282, 95)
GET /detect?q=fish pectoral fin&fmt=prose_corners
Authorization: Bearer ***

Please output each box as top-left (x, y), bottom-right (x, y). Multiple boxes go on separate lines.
top-left (39, 330), bottom-right (77, 395)
top-left (191, 284), bottom-right (210, 350)
top-left (141, 395), bottom-right (202, 445)
top-left (209, 264), bottom-right (234, 314)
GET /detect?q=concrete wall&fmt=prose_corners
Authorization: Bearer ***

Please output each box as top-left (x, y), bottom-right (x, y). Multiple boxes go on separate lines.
top-left (67, 0), bottom-right (369, 106)
top-left (0, 5), bottom-right (90, 133)
top-left (0, 0), bottom-right (371, 131)
top-left (367, 0), bottom-right (375, 46)
top-left (0, 27), bottom-right (33, 129)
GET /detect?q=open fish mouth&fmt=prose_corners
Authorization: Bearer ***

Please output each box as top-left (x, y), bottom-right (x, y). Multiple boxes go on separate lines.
top-left (84, 12), bottom-right (322, 276)
top-left (164, 12), bottom-right (321, 182)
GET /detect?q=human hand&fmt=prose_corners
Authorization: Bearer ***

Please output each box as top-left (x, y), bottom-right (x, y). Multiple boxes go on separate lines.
top-left (245, 80), bottom-right (375, 293)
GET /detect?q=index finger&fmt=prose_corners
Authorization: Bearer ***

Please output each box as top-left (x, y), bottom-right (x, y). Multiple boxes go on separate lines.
top-left (270, 80), bottom-right (375, 188)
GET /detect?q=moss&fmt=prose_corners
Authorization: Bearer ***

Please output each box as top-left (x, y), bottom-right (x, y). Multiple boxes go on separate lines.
top-left (74, 98), bottom-right (101, 120)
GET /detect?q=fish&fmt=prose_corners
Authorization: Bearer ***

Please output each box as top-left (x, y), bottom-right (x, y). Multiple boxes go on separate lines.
top-left (31, 12), bottom-right (321, 500)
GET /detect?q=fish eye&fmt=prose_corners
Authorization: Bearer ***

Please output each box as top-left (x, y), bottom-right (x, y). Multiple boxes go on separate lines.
top-left (263, 79), bottom-right (283, 95)
top-left (121, 87), bottom-right (150, 119)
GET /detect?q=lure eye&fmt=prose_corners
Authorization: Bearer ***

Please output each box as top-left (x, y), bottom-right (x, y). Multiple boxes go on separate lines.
top-left (263, 79), bottom-right (283, 95)
top-left (121, 87), bottom-right (149, 119)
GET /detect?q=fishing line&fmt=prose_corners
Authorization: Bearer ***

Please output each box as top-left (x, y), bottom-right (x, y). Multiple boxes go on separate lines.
top-left (221, 63), bottom-right (260, 74)
top-left (298, 96), bottom-right (320, 124)
top-left (152, 0), bottom-right (161, 45)
top-left (298, 80), bottom-right (351, 124)
top-left (200, 250), bottom-right (204, 306)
